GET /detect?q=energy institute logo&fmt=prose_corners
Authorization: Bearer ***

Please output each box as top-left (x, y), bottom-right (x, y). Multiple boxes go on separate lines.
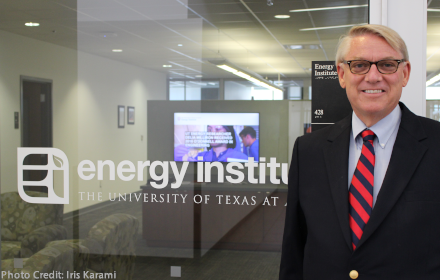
top-left (17, 148), bottom-right (69, 204)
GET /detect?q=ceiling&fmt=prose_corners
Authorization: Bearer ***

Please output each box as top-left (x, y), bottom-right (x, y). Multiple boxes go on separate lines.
top-left (7, 0), bottom-right (423, 84)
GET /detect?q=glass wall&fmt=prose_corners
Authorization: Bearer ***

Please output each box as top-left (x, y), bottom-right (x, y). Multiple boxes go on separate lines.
top-left (0, 0), bottom-right (367, 279)
top-left (170, 80), bottom-right (220, 100)
top-left (427, 1), bottom-right (440, 104)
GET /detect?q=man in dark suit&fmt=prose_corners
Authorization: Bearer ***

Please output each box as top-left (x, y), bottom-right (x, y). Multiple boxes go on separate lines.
top-left (280, 24), bottom-right (440, 280)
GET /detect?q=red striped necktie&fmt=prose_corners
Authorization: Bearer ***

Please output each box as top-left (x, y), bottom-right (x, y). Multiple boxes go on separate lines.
top-left (349, 129), bottom-right (375, 250)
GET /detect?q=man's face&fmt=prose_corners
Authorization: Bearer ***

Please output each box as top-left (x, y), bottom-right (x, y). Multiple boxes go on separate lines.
top-left (240, 135), bottom-right (250, 147)
top-left (337, 34), bottom-right (411, 124)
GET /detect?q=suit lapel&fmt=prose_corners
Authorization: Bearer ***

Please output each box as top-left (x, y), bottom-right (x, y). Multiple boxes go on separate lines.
top-left (356, 103), bottom-right (428, 249)
top-left (323, 115), bottom-right (352, 251)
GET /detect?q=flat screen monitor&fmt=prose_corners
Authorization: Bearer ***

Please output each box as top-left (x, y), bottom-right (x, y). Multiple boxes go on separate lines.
top-left (174, 113), bottom-right (259, 162)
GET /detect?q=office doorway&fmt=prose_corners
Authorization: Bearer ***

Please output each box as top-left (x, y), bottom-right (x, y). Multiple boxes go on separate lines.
top-left (21, 76), bottom-right (53, 190)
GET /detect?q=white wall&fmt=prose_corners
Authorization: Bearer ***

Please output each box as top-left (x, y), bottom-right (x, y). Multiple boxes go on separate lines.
top-left (0, 30), bottom-right (79, 199)
top-left (0, 30), bottom-right (167, 213)
top-left (75, 52), bottom-right (166, 211)
top-left (369, 0), bottom-right (427, 116)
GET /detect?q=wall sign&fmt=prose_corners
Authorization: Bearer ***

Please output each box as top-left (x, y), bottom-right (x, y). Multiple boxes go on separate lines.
top-left (311, 61), bottom-right (352, 131)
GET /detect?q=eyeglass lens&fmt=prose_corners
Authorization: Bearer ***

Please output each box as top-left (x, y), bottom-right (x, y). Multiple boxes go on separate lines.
top-left (350, 60), bottom-right (399, 74)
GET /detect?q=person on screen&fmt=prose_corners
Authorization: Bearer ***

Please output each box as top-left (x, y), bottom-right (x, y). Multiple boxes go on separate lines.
top-left (239, 127), bottom-right (259, 160)
top-left (183, 125), bottom-right (247, 162)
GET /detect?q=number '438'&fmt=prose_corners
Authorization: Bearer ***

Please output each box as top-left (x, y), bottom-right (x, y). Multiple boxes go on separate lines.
top-left (315, 109), bottom-right (324, 115)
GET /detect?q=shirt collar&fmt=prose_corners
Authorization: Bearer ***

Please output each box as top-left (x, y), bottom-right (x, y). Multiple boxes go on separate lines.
top-left (351, 104), bottom-right (401, 149)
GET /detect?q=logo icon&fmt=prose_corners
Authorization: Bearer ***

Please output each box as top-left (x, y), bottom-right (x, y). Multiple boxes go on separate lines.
top-left (17, 148), bottom-right (69, 204)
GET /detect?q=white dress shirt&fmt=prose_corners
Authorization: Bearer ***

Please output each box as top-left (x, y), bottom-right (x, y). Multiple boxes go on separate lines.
top-left (348, 104), bottom-right (402, 207)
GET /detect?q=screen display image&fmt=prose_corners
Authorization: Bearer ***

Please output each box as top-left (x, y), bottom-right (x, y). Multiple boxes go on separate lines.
top-left (174, 113), bottom-right (259, 162)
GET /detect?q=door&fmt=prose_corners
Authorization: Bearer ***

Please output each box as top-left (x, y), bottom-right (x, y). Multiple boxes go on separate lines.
top-left (21, 76), bottom-right (53, 191)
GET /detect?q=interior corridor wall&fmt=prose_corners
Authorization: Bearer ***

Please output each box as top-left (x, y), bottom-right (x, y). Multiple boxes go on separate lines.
top-left (0, 29), bottom-right (167, 213)
top-left (75, 52), bottom-right (167, 212)
top-left (0, 30), bottom-right (79, 201)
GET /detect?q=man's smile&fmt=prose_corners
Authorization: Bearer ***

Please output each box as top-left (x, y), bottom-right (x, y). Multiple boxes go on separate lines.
top-left (362, 89), bottom-right (385, 93)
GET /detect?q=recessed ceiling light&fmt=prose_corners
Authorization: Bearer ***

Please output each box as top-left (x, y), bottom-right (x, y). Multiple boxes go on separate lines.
top-left (284, 44), bottom-right (321, 50)
top-left (163, 65), bottom-right (172, 68)
top-left (300, 23), bottom-right (366, 31)
top-left (274, 15), bottom-right (290, 19)
top-left (25, 22), bottom-right (39, 27)
top-left (177, 44), bottom-right (183, 47)
top-left (195, 75), bottom-right (203, 78)
top-left (290, 4), bottom-right (368, 13)
top-left (112, 49), bottom-right (123, 52)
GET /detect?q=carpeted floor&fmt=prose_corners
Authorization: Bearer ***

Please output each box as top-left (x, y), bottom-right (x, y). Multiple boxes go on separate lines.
top-left (63, 194), bottom-right (281, 280)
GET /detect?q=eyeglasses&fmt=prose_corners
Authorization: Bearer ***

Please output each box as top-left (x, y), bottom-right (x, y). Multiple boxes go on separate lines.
top-left (343, 59), bottom-right (405, 75)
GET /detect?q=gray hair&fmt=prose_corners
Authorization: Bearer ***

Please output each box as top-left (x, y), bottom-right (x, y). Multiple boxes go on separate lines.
top-left (335, 24), bottom-right (409, 64)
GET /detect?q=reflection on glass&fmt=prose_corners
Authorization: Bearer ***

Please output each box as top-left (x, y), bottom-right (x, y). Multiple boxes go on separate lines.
top-left (427, 0), bottom-right (440, 113)
top-left (1, 0), bottom-right (367, 278)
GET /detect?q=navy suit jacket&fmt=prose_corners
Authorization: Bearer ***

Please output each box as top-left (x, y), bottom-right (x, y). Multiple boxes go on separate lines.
top-left (280, 103), bottom-right (440, 279)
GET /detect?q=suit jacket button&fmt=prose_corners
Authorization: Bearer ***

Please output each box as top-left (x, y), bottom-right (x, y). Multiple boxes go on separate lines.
top-left (349, 270), bottom-right (359, 279)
